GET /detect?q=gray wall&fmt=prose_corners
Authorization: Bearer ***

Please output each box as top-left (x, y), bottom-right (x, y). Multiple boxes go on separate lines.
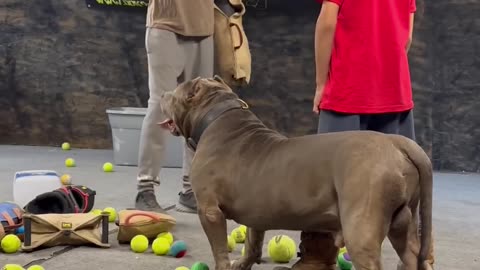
top-left (0, 0), bottom-right (478, 172)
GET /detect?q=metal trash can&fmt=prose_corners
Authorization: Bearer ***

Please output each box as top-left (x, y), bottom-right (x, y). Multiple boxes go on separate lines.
top-left (106, 107), bottom-right (183, 168)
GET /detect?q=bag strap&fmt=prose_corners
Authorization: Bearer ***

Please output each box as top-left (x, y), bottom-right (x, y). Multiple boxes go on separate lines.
top-left (124, 212), bottom-right (161, 226)
top-left (70, 186), bottom-right (91, 213)
top-left (1, 211), bottom-right (15, 226)
top-left (0, 223), bottom-right (5, 239)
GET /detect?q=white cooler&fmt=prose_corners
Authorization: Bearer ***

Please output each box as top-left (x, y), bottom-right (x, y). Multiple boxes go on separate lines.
top-left (13, 170), bottom-right (62, 208)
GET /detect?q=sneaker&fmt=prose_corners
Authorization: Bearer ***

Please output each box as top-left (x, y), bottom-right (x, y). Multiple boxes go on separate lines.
top-left (135, 190), bottom-right (166, 213)
top-left (176, 191), bottom-right (197, 213)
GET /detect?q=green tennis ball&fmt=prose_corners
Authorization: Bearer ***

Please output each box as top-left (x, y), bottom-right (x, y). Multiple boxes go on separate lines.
top-left (130, 235), bottom-right (149, 253)
top-left (157, 232), bottom-right (174, 245)
top-left (239, 225), bottom-right (247, 234)
top-left (103, 207), bottom-right (117, 222)
top-left (65, 158), bottom-right (76, 167)
top-left (267, 235), bottom-right (296, 263)
top-left (227, 235), bottom-right (236, 252)
top-left (27, 266), bottom-right (45, 270)
top-left (2, 264), bottom-right (25, 270)
top-left (61, 142), bottom-right (71, 151)
top-left (230, 228), bottom-right (246, 243)
top-left (1, 234), bottom-right (21, 254)
top-left (152, 238), bottom-right (170, 256)
top-left (175, 267), bottom-right (189, 270)
top-left (190, 262), bottom-right (209, 270)
top-left (90, 209), bottom-right (102, 215)
top-left (103, 162), bottom-right (114, 172)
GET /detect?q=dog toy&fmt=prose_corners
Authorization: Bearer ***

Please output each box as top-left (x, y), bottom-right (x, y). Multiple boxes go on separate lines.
top-left (65, 158), bottom-right (75, 167)
top-left (157, 232), bottom-right (174, 245)
top-left (337, 251), bottom-right (353, 270)
top-left (102, 162), bottom-right (114, 172)
top-left (61, 142), bottom-right (71, 151)
top-left (60, 174), bottom-right (72, 185)
top-left (190, 262), bottom-right (209, 270)
top-left (227, 236), bottom-right (236, 252)
top-left (130, 235), bottom-right (149, 253)
top-left (1, 264), bottom-right (24, 270)
top-left (1, 234), bottom-right (21, 254)
top-left (168, 240), bottom-right (187, 258)
top-left (103, 207), bottom-right (116, 222)
top-left (175, 267), bottom-right (189, 270)
top-left (27, 266), bottom-right (45, 270)
top-left (152, 237), bottom-right (170, 256)
top-left (230, 227), bottom-right (246, 243)
top-left (267, 235), bottom-right (296, 263)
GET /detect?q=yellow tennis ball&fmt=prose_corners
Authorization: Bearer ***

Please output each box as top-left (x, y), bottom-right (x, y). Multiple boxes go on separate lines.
top-left (27, 266), bottom-right (45, 270)
top-left (267, 235), bottom-right (297, 263)
top-left (103, 162), bottom-right (114, 172)
top-left (152, 238), bottom-right (170, 256)
top-left (61, 142), bottom-right (71, 151)
top-left (239, 225), bottom-right (247, 234)
top-left (175, 267), bottom-right (189, 270)
top-left (227, 236), bottom-right (236, 252)
top-left (103, 207), bottom-right (117, 222)
top-left (90, 209), bottom-right (102, 215)
top-left (65, 158), bottom-right (75, 167)
top-left (130, 235), bottom-right (149, 253)
top-left (60, 174), bottom-right (72, 185)
top-left (1, 234), bottom-right (21, 254)
top-left (241, 245), bottom-right (245, 256)
top-left (156, 232), bottom-right (174, 245)
top-left (339, 246), bottom-right (347, 254)
top-left (230, 228), bottom-right (246, 243)
top-left (2, 264), bottom-right (25, 270)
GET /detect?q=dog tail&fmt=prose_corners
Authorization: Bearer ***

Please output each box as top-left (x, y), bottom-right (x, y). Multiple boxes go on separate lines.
top-left (395, 136), bottom-right (433, 270)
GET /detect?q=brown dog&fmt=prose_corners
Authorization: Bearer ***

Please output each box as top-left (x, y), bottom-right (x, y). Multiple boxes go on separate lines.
top-left (159, 76), bottom-right (433, 270)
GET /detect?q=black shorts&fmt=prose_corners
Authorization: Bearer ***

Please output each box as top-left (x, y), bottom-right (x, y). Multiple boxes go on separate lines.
top-left (317, 109), bottom-right (416, 140)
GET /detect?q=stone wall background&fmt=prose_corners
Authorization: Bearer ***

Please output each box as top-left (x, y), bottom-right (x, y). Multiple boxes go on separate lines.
top-left (0, 0), bottom-right (478, 172)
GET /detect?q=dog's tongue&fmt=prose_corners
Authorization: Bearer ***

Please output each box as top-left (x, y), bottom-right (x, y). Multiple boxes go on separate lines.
top-left (159, 119), bottom-right (176, 133)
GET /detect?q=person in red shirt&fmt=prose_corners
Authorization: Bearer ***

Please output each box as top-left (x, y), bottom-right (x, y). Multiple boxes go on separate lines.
top-left (312, 0), bottom-right (435, 268)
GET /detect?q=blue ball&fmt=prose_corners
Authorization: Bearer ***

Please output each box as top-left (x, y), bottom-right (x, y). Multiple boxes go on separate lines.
top-left (16, 226), bottom-right (25, 234)
top-left (168, 240), bottom-right (187, 258)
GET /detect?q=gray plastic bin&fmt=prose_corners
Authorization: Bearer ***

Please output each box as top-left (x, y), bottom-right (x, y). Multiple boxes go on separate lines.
top-left (106, 107), bottom-right (183, 168)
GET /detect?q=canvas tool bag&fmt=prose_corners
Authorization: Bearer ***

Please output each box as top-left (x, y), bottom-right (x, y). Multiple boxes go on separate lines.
top-left (0, 202), bottom-right (24, 241)
top-left (116, 209), bottom-right (176, 244)
top-left (214, 0), bottom-right (252, 87)
top-left (22, 212), bottom-right (110, 252)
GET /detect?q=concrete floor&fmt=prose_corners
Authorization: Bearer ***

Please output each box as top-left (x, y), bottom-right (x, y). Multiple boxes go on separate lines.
top-left (0, 145), bottom-right (479, 269)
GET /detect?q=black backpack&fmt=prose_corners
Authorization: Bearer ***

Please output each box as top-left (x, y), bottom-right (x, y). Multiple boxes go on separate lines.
top-left (24, 185), bottom-right (96, 214)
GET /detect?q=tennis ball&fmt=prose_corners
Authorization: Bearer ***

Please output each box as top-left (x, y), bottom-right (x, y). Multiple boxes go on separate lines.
top-left (175, 267), bottom-right (189, 270)
top-left (60, 174), bottom-right (72, 185)
top-left (103, 207), bottom-right (117, 222)
top-left (2, 264), bottom-right (24, 270)
top-left (130, 235), bottom-right (149, 253)
top-left (152, 237), bottom-right (170, 256)
top-left (337, 252), bottom-right (353, 270)
top-left (61, 142), bottom-right (71, 151)
top-left (168, 240), bottom-right (187, 258)
top-left (65, 158), bottom-right (75, 167)
top-left (1, 234), bottom-right (21, 254)
top-left (231, 228), bottom-right (246, 243)
top-left (157, 232), bottom-right (174, 245)
top-left (90, 209), bottom-right (102, 215)
top-left (102, 162), bottom-right (114, 172)
top-left (241, 245), bottom-right (245, 256)
top-left (227, 235), bottom-right (236, 252)
top-left (239, 225), bottom-right (247, 234)
top-left (190, 262), bottom-right (209, 270)
top-left (267, 235), bottom-right (296, 263)
top-left (27, 266), bottom-right (45, 270)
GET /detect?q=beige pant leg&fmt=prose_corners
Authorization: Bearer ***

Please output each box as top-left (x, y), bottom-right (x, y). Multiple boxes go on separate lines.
top-left (137, 28), bottom-right (185, 191)
top-left (178, 35), bottom-right (214, 192)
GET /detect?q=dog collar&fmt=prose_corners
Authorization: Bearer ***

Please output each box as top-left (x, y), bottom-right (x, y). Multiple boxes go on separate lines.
top-left (186, 98), bottom-right (249, 151)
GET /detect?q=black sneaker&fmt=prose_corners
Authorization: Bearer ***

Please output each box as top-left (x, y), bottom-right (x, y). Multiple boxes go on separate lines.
top-left (135, 190), bottom-right (165, 213)
top-left (176, 191), bottom-right (197, 213)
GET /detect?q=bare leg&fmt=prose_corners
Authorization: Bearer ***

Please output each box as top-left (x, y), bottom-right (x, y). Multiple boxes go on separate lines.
top-left (198, 204), bottom-right (231, 270)
top-left (232, 228), bottom-right (265, 270)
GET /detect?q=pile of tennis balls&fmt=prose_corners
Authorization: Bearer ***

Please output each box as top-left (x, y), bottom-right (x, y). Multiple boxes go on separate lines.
top-left (337, 246), bottom-right (353, 270)
top-left (130, 232), bottom-right (187, 258)
top-left (1, 265), bottom-right (45, 270)
top-left (228, 225), bottom-right (297, 264)
top-left (61, 142), bottom-right (114, 173)
top-left (89, 207), bottom-right (117, 223)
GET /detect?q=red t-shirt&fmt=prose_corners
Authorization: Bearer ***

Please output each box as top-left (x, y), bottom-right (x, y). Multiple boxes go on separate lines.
top-left (317, 0), bottom-right (417, 114)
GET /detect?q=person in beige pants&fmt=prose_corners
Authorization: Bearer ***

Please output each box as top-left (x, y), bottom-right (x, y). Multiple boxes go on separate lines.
top-left (135, 0), bottom-right (214, 213)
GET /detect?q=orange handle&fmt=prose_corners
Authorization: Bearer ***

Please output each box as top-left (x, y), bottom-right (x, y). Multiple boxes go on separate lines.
top-left (230, 23), bottom-right (244, 50)
top-left (124, 212), bottom-right (161, 226)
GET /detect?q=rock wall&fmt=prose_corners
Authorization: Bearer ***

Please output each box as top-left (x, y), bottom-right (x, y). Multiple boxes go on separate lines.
top-left (0, 0), bottom-right (478, 172)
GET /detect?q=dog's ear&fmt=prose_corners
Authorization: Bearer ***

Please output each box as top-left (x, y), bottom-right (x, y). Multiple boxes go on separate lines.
top-left (186, 77), bottom-right (203, 101)
top-left (213, 75), bottom-right (233, 92)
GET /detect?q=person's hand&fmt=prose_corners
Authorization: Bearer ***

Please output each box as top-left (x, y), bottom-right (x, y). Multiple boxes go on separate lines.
top-left (312, 85), bottom-right (325, 114)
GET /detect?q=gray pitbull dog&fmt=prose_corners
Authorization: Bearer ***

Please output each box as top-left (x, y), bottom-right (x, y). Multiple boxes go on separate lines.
top-left (159, 76), bottom-right (433, 270)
